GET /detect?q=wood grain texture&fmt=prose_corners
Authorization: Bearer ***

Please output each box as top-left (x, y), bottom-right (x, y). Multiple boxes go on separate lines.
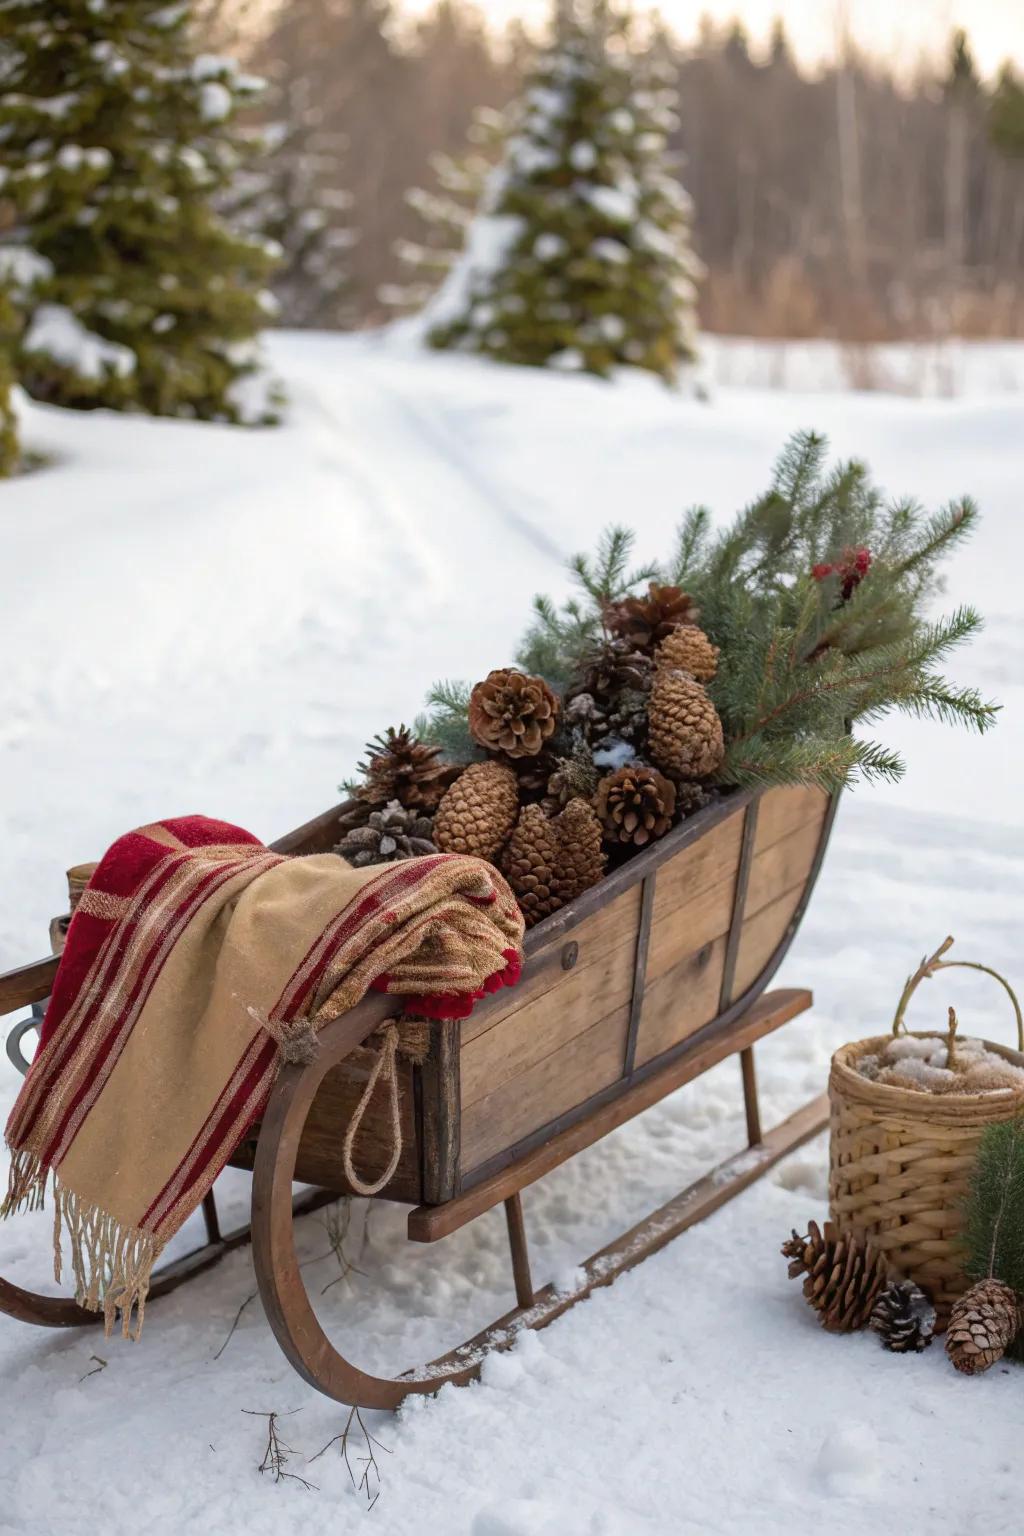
top-left (410, 987), bottom-right (813, 1240)
top-left (634, 931), bottom-right (728, 1066)
top-left (461, 1002), bottom-right (631, 1171)
top-left (461, 931), bottom-right (637, 1109)
top-left (744, 815), bottom-right (827, 920)
top-left (752, 784), bottom-right (829, 856)
top-left (731, 883), bottom-right (807, 997)
top-left (231, 1047), bottom-right (422, 1203)
top-left (421, 1018), bottom-right (460, 1203)
top-left (461, 885), bottom-right (642, 1048)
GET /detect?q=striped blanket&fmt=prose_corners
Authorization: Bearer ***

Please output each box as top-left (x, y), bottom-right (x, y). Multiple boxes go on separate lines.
top-left (3, 816), bottom-right (524, 1336)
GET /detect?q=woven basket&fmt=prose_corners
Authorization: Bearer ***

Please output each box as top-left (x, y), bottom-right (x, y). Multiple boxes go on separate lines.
top-left (828, 939), bottom-right (1024, 1326)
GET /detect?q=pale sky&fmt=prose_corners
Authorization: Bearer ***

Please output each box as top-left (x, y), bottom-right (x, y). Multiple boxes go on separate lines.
top-left (406, 0), bottom-right (1024, 77)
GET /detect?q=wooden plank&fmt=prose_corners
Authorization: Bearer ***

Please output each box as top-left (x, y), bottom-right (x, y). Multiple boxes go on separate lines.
top-left (623, 873), bottom-right (656, 1075)
top-left (633, 930), bottom-right (728, 1067)
top-left (744, 815), bottom-right (827, 921)
top-left (0, 956), bottom-right (58, 1016)
top-left (646, 809), bottom-right (744, 925)
top-left (421, 1019), bottom-right (461, 1203)
top-left (719, 798), bottom-right (760, 1011)
top-left (645, 867), bottom-right (737, 985)
top-left (752, 785), bottom-right (829, 857)
top-left (461, 934), bottom-right (636, 1109)
top-left (409, 987), bottom-right (812, 1241)
top-left (461, 1002), bottom-right (631, 1171)
top-left (461, 885), bottom-right (641, 1047)
top-left (731, 883), bottom-right (806, 998)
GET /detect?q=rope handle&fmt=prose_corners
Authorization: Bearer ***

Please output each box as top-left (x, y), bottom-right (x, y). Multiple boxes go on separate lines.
top-left (342, 1023), bottom-right (403, 1197)
top-left (892, 936), bottom-right (1024, 1053)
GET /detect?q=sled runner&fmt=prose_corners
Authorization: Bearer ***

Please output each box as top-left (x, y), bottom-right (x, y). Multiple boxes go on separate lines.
top-left (1, 784), bottom-right (835, 1407)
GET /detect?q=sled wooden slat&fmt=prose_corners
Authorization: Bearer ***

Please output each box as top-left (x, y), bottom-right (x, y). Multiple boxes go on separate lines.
top-left (409, 986), bottom-right (813, 1243)
top-left (0, 956), bottom-right (58, 1016)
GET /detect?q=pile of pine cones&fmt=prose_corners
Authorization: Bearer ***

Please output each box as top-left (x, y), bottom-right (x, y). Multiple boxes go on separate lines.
top-left (336, 583), bottom-right (726, 927)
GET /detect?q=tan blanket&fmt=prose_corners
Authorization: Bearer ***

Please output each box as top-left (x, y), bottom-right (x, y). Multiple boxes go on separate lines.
top-left (3, 815), bottom-right (524, 1335)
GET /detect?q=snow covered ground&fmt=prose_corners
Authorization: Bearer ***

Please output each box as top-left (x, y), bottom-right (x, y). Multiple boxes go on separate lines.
top-left (1, 332), bottom-right (1022, 1535)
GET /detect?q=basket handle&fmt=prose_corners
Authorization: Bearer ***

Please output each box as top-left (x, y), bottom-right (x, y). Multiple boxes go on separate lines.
top-left (892, 935), bottom-right (1024, 1052)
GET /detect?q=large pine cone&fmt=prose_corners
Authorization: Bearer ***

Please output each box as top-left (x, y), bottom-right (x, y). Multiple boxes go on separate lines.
top-left (656, 625), bottom-right (720, 684)
top-left (648, 668), bottom-right (724, 780)
top-left (945, 1278), bottom-right (1024, 1374)
top-left (433, 760), bottom-right (520, 861)
top-left (604, 583), bottom-right (699, 652)
top-left (468, 668), bottom-right (560, 758)
top-left (335, 801), bottom-right (437, 867)
top-left (501, 800), bottom-right (605, 927)
top-left (781, 1220), bottom-right (888, 1332)
top-left (595, 764), bottom-right (676, 848)
top-left (356, 726), bottom-right (457, 811)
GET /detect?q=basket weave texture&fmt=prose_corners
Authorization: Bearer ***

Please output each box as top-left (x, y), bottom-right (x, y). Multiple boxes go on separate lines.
top-left (828, 1033), bottom-right (1024, 1324)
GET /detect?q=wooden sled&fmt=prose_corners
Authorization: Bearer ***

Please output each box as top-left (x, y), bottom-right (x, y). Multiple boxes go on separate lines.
top-left (1, 784), bottom-right (837, 1407)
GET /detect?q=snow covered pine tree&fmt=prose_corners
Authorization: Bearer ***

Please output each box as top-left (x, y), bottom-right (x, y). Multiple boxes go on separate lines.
top-left (236, 0), bottom-right (357, 329)
top-left (0, 0), bottom-right (280, 421)
top-left (426, 0), bottom-right (702, 382)
top-left (381, 107), bottom-right (505, 317)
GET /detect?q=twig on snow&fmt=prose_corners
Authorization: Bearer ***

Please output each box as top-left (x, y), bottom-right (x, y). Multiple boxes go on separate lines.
top-left (214, 1290), bottom-right (256, 1360)
top-left (242, 1409), bottom-right (316, 1491)
top-left (312, 1404), bottom-right (391, 1509)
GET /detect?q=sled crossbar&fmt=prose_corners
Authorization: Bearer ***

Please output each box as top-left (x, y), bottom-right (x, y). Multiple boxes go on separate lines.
top-left (408, 985), bottom-right (812, 1243)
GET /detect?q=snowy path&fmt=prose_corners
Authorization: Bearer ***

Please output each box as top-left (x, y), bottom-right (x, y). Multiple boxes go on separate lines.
top-left (1, 334), bottom-right (1023, 1534)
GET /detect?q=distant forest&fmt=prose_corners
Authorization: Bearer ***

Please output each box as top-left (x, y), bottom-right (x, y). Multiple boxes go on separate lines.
top-left (208, 1), bottom-right (1024, 340)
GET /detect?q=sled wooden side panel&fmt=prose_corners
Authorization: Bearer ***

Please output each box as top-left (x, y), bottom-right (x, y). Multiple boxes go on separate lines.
top-left (229, 1047), bottom-right (422, 1203)
top-left (731, 787), bottom-right (829, 997)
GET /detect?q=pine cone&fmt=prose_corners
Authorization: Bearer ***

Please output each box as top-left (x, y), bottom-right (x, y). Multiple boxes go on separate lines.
top-left (433, 761), bottom-right (520, 861)
top-left (648, 667), bottom-right (724, 781)
top-left (468, 668), bottom-right (560, 758)
top-left (335, 801), bottom-right (437, 867)
top-left (673, 781), bottom-right (713, 818)
top-left (781, 1220), bottom-right (888, 1332)
top-left (501, 800), bottom-right (605, 927)
top-left (575, 637), bottom-right (653, 700)
top-left (604, 583), bottom-right (699, 652)
top-left (594, 764), bottom-right (676, 848)
top-left (508, 750), bottom-right (559, 797)
top-left (356, 726), bottom-right (457, 811)
top-left (543, 747), bottom-right (599, 814)
top-left (870, 1280), bottom-right (936, 1353)
top-left (656, 625), bottom-right (720, 684)
top-left (564, 688), bottom-right (648, 756)
top-left (945, 1278), bottom-right (1024, 1374)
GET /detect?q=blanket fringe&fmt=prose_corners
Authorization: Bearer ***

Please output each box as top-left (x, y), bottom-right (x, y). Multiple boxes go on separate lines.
top-left (52, 1181), bottom-right (157, 1340)
top-left (1, 1145), bottom-right (47, 1219)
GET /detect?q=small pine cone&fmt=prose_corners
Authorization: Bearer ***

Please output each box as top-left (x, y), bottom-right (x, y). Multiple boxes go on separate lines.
top-left (781, 1219), bottom-right (888, 1332)
top-left (468, 668), bottom-right (560, 758)
top-left (594, 764), bottom-right (676, 848)
top-left (656, 625), bottom-right (720, 684)
top-left (508, 750), bottom-right (559, 797)
top-left (604, 583), bottom-right (699, 652)
top-left (945, 1279), bottom-right (1024, 1375)
top-left (543, 748), bottom-right (599, 814)
top-left (335, 801), bottom-right (437, 867)
top-left (501, 800), bottom-right (605, 927)
top-left (433, 761), bottom-right (519, 861)
top-left (648, 668), bottom-right (724, 781)
top-left (356, 726), bottom-right (458, 812)
top-left (574, 637), bottom-right (653, 700)
top-left (869, 1280), bottom-right (936, 1353)
top-left (673, 781), bottom-right (712, 818)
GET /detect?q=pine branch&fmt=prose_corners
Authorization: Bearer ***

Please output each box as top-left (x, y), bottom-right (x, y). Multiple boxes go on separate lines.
top-left (963, 1117), bottom-right (1024, 1294)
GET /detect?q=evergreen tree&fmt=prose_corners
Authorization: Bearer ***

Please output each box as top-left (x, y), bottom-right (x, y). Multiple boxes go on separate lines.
top-left (990, 64), bottom-right (1024, 157)
top-left (0, 283), bottom-right (19, 477)
top-left (0, 0), bottom-right (280, 421)
top-left (381, 107), bottom-right (504, 316)
top-left (238, 0), bottom-right (357, 329)
top-left (425, 0), bottom-right (702, 383)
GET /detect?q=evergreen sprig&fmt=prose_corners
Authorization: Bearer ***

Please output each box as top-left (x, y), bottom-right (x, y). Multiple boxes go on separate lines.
top-left (963, 1117), bottom-right (1024, 1351)
top-left (414, 680), bottom-right (484, 765)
